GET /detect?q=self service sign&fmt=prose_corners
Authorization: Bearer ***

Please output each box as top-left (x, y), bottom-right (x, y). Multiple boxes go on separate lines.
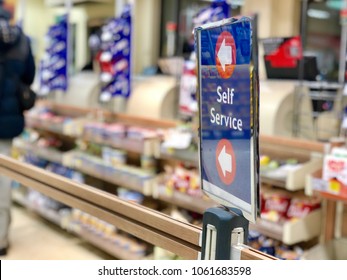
top-left (195, 17), bottom-right (259, 223)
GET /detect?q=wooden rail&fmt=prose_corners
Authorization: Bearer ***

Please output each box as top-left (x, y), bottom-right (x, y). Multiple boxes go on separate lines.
top-left (0, 156), bottom-right (275, 260)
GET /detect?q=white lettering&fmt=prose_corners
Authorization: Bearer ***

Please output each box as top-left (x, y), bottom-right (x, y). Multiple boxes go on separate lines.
top-left (211, 86), bottom-right (242, 131)
top-left (237, 119), bottom-right (242, 131)
top-left (216, 86), bottom-right (235, 105)
top-left (216, 86), bottom-right (222, 103)
top-left (210, 108), bottom-right (243, 131)
top-left (215, 112), bottom-right (221, 125)
top-left (210, 107), bottom-right (216, 123)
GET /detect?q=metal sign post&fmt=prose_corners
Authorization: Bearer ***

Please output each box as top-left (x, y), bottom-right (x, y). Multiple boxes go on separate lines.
top-left (339, 0), bottom-right (347, 84)
top-left (195, 16), bottom-right (259, 260)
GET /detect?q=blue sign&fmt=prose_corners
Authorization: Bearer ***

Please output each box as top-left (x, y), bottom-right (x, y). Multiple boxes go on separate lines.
top-left (40, 15), bottom-right (68, 94)
top-left (193, 0), bottom-right (230, 26)
top-left (100, 5), bottom-right (131, 99)
top-left (195, 17), bottom-right (259, 223)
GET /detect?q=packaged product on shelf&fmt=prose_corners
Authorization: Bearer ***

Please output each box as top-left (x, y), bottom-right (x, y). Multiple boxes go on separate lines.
top-left (37, 136), bottom-right (63, 149)
top-left (260, 189), bottom-right (291, 223)
top-left (331, 147), bottom-right (347, 158)
top-left (247, 230), bottom-right (262, 250)
top-left (161, 128), bottom-right (193, 150)
top-left (127, 126), bottom-right (158, 140)
top-left (322, 154), bottom-right (347, 197)
top-left (117, 188), bottom-right (144, 204)
top-left (163, 164), bottom-right (203, 198)
top-left (27, 190), bottom-right (68, 212)
top-left (153, 246), bottom-right (179, 260)
top-left (260, 155), bottom-right (301, 180)
top-left (83, 122), bottom-right (127, 143)
top-left (140, 155), bottom-right (157, 174)
top-left (286, 196), bottom-right (321, 221)
top-left (128, 241), bottom-right (147, 256)
top-left (24, 154), bottom-right (48, 168)
top-left (247, 230), bottom-right (305, 259)
top-left (104, 123), bottom-right (126, 142)
top-left (83, 122), bottom-right (103, 140)
top-left (46, 162), bottom-right (66, 175)
top-left (102, 146), bottom-right (127, 166)
top-left (71, 209), bottom-right (118, 239)
top-left (186, 175), bottom-right (201, 197)
top-left (83, 122), bottom-right (96, 139)
top-left (63, 118), bottom-right (86, 136)
top-left (259, 238), bottom-right (276, 256)
top-left (275, 245), bottom-right (304, 260)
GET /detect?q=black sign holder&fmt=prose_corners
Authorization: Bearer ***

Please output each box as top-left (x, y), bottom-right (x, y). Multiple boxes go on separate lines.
top-left (201, 207), bottom-right (249, 260)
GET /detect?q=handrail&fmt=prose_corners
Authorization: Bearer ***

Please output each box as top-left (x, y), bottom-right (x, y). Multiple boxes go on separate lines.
top-left (0, 155), bottom-right (201, 259)
top-left (0, 155), bottom-right (275, 260)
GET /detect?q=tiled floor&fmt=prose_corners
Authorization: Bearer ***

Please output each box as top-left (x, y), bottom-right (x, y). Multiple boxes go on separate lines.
top-left (0, 204), bottom-right (113, 260)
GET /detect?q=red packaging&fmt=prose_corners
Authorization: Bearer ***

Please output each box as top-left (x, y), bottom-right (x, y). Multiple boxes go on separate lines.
top-left (286, 197), bottom-right (321, 220)
top-left (261, 192), bottom-right (291, 222)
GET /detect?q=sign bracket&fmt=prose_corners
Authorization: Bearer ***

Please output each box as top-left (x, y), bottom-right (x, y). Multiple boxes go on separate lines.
top-left (200, 206), bottom-right (249, 260)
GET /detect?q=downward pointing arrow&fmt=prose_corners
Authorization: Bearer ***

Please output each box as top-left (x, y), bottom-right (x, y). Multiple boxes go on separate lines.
top-left (217, 38), bottom-right (232, 71)
top-left (218, 145), bottom-right (232, 177)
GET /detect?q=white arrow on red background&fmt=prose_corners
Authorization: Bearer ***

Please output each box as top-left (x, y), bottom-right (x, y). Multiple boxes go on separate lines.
top-left (217, 38), bottom-right (232, 71)
top-left (218, 145), bottom-right (232, 177)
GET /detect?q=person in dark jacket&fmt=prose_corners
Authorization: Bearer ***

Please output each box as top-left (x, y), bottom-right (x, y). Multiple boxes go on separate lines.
top-left (0, 1), bottom-right (35, 256)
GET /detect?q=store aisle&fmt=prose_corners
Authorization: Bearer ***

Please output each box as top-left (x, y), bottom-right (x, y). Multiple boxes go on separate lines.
top-left (0, 204), bottom-right (113, 260)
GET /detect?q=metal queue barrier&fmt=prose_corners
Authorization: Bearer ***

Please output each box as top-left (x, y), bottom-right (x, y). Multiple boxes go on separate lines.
top-left (0, 155), bottom-right (275, 260)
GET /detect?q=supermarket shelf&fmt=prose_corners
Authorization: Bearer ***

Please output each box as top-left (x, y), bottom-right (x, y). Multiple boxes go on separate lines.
top-left (159, 147), bottom-right (199, 165)
top-left (13, 189), bottom-right (145, 260)
top-left (250, 209), bottom-right (322, 245)
top-left (82, 135), bottom-right (157, 156)
top-left (69, 226), bottom-right (145, 260)
top-left (260, 157), bottom-right (322, 191)
top-left (12, 189), bottom-right (68, 228)
top-left (13, 138), bottom-right (66, 165)
top-left (27, 116), bottom-right (159, 156)
top-left (13, 139), bottom-right (155, 196)
top-left (306, 171), bottom-right (347, 203)
top-left (314, 191), bottom-right (347, 204)
top-left (26, 115), bottom-right (66, 135)
top-left (153, 185), bottom-right (217, 214)
top-left (73, 163), bottom-right (154, 196)
top-left (260, 176), bottom-right (286, 188)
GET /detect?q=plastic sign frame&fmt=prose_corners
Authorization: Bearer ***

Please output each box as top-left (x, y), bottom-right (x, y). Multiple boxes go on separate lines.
top-left (195, 17), bottom-right (259, 223)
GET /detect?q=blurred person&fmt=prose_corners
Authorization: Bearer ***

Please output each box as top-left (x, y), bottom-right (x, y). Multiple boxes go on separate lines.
top-left (0, 0), bottom-right (35, 256)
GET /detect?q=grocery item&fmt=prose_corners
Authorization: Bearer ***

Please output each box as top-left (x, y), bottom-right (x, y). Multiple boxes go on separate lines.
top-left (323, 154), bottom-right (347, 196)
top-left (164, 164), bottom-right (203, 198)
top-left (286, 197), bottom-right (321, 221)
top-left (261, 190), bottom-right (291, 222)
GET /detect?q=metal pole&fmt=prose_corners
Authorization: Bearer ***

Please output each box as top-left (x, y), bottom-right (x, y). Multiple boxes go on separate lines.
top-left (293, 0), bottom-right (309, 137)
top-left (65, 0), bottom-right (72, 76)
top-left (298, 0), bottom-right (308, 83)
top-left (338, 0), bottom-right (347, 85)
